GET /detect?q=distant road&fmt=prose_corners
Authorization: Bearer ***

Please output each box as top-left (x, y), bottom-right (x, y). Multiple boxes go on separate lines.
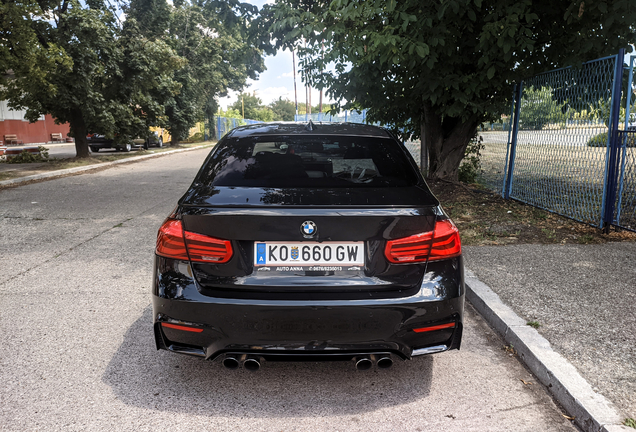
top-left (44, 143), bottom-right (139, 159)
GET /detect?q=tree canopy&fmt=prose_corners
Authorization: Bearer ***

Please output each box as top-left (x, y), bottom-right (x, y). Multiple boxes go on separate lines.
top-left (265, 0), bottom-right (636, 179)
top-left (0, 0), bottom-right (267, 156)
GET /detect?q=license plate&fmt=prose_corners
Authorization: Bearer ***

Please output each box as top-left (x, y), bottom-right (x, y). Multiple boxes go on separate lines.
top-left (254, 242), bottom-right (364, 267)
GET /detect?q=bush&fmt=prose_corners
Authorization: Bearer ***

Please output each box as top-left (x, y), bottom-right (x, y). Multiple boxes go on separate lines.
top-left (6, 146), bottom-right (49, 164)
top-left (587, 132), bottom-right (636, 148)
top-left (458, 135), bottom-right (485, 183)
top-left (187, 132), bottom-right (205, 142)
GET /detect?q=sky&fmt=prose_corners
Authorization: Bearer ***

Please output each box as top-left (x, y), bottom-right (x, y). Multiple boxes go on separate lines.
top-left (217, 0), bottom-right (335, 111)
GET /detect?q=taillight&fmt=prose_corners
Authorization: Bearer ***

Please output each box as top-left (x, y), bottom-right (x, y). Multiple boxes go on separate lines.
top-left (384, 219), bottom-right (461, 263)
top-left (156, 219), bottom-right (233, 263)
top-left (156, 219), bottom-right (188, 260)
top-left (184, 230), bottom-right (233, 263)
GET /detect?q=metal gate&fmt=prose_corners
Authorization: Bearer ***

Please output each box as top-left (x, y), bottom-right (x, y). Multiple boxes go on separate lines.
top-left (485, 50), bottom-right (636, 232)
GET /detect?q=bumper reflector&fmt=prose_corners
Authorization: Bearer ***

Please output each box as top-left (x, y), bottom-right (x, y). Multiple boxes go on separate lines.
top-left (161, 322), bottom-right (203, 333)
top-left (413, 322), bottom-right (456, 333)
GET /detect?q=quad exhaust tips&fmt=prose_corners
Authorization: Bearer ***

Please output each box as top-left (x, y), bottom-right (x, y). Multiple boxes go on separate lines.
top-left (222, 353), bottom-right (393, 371)
top-left (222, 354), bottom-right (261, 371)
top-left (376, 355), bottom-right (393, 369)
top-left (222, 355), bottom-right (240, 370)
top-left (354, 354), bottom-right (393, 371)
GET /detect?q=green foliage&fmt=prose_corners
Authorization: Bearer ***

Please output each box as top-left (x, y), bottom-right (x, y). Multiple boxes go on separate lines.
top-left (458, 135), bottom-right (485, 183)
top-left (269, 97), bottom-right (296, 121)
top-left (219, 108), bottom-right (245, 121)
top-left (6, 146), bottom-right (50, 164)
top-left (526, 321), bottom-right (541, 329)
top-left (1, 0), bottom-right (266, 154)
top-left (263, 0), bottom-right (636, 179)
top-left (188, 132), bottom-right (205, 142)
top-left (587, 132), bottom-right (636, 148)
top-left (162, 3), bottom-right (266, 143)
top-left (623, 418), bottom-right (636, 429)
top-left (519, 87), bottom-right (568, 130)
top-left (230, 93), bottom-right (263, 120)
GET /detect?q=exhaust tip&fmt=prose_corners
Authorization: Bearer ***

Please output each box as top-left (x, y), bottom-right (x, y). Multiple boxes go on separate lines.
top-left (377, 356), bottom-right (393, 369)
top-left (222, 356), bottom-right (240, 370)
top-left (243, 358), bottom-right (261, 372)
top-left (355, 357), bottom-right (373, 371)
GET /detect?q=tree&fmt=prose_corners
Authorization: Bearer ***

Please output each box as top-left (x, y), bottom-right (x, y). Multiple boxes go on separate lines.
top-left (230, 92), bottom-right (263, 120)
top-left (163, 1), bottom-right (267, 144)
top-left (1, 0), bottom-right (128, 158)
top-left (265, 0), bottom-right (636, 180)
top-left (519, 87), bottom-right (568, 130)
top-left (1, 0), bottom-right (179, 157)
top-left (269, 97), bottom-right (296, 121)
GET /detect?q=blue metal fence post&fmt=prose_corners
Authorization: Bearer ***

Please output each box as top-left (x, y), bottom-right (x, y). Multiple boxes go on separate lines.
top-left (616, 57), bottom-right (636, 225)
top-left (504, 82), bottom-right (523, 199)
top-left (501, 85), bottom-right (518, 196)
top-left (344, 110), bottom-right (348, 122)
top-left (601, 49), bottom-right (625, 232)
top-left (216, 116), bottom-right (221, 140)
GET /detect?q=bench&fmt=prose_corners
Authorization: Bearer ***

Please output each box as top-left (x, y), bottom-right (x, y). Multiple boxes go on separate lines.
top-left (3, 134), bottom-right (24, 145)
top-left (4, 147), bottom-right (41, 159)
top-left (50, 133), bottom-right (65, 143)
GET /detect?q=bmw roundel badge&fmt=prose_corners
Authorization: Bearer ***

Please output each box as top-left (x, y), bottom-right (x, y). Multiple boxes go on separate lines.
top-left (301, 220), bottom-right (317, 238)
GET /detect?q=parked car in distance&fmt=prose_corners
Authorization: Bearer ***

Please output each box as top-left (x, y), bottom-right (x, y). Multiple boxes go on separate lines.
top-left (88, 130), bottom-right (163, 153)
top-left (133, 131), bottom-right (164, 149)
top-left (152, 122), bottom-right (464, 371)
top-left (87, 134), bottom-right (136, 153)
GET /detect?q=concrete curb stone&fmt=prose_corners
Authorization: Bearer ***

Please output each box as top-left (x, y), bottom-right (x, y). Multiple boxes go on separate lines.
top-left (465, 267), bottom-right (631, 432)
top-left (0, 143), bottom-right (214, 188)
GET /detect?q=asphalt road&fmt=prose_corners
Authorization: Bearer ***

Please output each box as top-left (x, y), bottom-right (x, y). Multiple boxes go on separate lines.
top-left (0, 148), bottom-right (577, 431)
top-left (43, 143), bottom-right (139, 159)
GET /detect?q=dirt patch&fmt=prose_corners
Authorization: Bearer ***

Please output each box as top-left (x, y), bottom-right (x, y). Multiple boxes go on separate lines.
top-left (428, 180), bottom-right (636, 246)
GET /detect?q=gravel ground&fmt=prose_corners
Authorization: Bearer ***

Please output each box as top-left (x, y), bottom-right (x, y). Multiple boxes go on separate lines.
top-left (464, 243), bottom-right (636, 420)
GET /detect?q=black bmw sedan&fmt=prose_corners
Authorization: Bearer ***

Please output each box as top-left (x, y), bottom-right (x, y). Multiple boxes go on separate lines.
top-left (152, 122), bottom-right (464, 371)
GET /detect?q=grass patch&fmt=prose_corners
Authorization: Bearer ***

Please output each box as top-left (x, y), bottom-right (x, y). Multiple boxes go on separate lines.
top-left (429, 180), bottom-right (636, 246)
top-left (527, 321), bottom-right (541, 329)
top-left (624, 418), bottom-right (636, 429)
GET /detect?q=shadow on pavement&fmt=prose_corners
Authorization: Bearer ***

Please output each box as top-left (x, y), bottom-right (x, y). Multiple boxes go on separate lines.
top-left (103, 306), bottom-right (433, 417)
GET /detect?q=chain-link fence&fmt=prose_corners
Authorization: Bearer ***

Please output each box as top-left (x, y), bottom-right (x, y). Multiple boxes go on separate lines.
top-left (294, 110), bottom-right (368, 123)
top-left (214, 117), bottom-right (262, 140)
top-left (478, 51), bottom-right (636, 232)
top-left (614, 131), bottom-right (636, 230)
top-left (509, 56), bottom-right (617, 226)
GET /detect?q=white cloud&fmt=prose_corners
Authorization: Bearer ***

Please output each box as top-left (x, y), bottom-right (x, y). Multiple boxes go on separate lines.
top-left (277, 72), bottom-right (294, 79)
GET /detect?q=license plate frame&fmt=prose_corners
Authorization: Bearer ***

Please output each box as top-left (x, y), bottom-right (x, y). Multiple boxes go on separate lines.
top-left (254, 241), bottom-right (364, 267)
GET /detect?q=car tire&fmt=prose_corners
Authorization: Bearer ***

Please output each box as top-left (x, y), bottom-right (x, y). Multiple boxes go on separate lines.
top-left (90, 146), bottom-right (99, 153)
top-left (143, 141), bottom-right (149, 150)
top-left (122, 143), bottom-right (132, 152)
top-left (156, 137), bottom-right (163, 148)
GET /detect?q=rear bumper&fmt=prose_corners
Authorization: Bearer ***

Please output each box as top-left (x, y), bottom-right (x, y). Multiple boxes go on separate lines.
top-left (152, 258), bottom-right (465, 361)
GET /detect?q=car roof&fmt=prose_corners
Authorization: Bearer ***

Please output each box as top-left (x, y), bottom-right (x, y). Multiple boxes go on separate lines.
top-left (226, 122), bottom-right (393, 139)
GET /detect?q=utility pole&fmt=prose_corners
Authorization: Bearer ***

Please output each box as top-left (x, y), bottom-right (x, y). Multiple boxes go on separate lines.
top-left (293, 50), bottom-right (298, 119)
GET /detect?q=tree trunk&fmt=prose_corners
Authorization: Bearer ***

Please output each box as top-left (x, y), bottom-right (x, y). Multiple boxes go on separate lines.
top-left (69, 111), bottom-right (90, 158)
top-left (421, 104), bottom-right (481, 181)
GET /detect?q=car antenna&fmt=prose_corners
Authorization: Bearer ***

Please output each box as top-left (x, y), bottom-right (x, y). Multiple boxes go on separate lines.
top-left (306, 119), bottom-right (316, 131)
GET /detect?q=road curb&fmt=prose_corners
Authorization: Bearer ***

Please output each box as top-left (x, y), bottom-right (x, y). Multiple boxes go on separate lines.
top-left (0, 144), bottom-right (214, 188)
top-left (464, 267), bottom-right (631, 432)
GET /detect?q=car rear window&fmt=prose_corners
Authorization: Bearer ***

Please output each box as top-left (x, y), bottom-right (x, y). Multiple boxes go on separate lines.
top-left (197, 135), bottom-right (419, 188)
